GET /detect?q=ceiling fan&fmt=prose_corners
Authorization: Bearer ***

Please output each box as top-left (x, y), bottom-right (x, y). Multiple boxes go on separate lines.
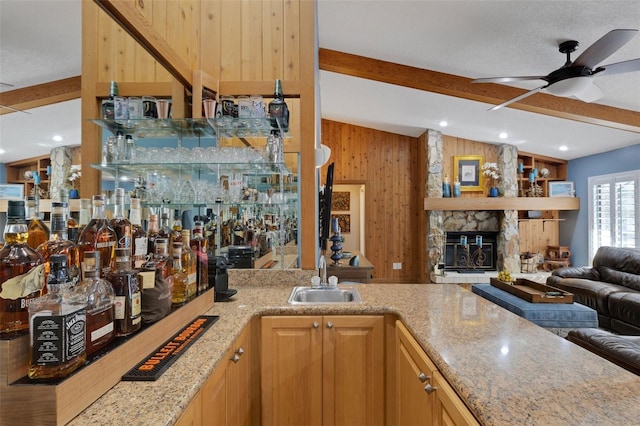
top-left (472, 29), bottom-right (640, 111)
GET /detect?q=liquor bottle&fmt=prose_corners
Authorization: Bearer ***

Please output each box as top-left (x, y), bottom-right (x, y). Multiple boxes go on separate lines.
top-left (205, 209), bottom-right (217, 256)
top-left (171, 242), bottom-right (190, 306)
top-left (129, 198), bottom-right (148, 268)
top-left (28, 254), bottom-right (86, 379)
top-left (0, 200), bottom-right (46, 334)
top-left (153, 238), bottom-right (173, 280)
top-left (169, 210), bottom-right (183, 253)
top-left (102, 80), bottom-right (118, 120)
top-left (232, 213), bottom-right (245, 246)
top-left (105, 248), bottom-right (142, 336)
top-left (36, 202), bottom-right (80, 284)
top-left (191, 221), bottom-right (209, 293)
top-left (109, 188), bottom-right (132, 255)
top-left (59, 190), bottom-right (80, 244)
top-left (180, 230), bottom-right (197, 298)
top-left (268, 79), bottom-right (289, 132)
top-left (77, 195), bottom-right (117, 278)
top-left (158, 212), bottom-right (171, 244)
top-left (26, 194), bottom-right (50, 250)
top-left (77, 198), bottom-right (92, 237)
top-left (147, 213), bottom-right (160, 256)
top-left (76, 251), bottom-right (115, 356)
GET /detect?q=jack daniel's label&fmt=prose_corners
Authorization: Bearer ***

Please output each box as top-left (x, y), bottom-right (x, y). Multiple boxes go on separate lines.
top-left (31, 308), bottom-right (86, 366)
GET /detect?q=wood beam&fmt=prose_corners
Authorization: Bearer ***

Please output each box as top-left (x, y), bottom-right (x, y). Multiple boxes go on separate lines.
top-left (0, 76), bottom-right (81, 116)
top-left (94, 0), bottom-right (193, 90)
top-left (319, 48), bottom-right (640, 134)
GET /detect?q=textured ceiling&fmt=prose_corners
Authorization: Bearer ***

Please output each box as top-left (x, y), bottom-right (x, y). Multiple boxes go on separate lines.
top-left (1, 0), bottom-right (639, 163)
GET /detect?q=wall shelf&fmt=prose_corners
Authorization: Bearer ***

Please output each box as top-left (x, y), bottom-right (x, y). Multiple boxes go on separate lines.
top-left (424, 197), bottom-right (580, 211)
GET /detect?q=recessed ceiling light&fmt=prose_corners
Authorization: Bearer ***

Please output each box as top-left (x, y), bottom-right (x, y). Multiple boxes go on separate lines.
top-left (438, 120), bottom-right (448, 127)
top-left (559, 145), bottom-right (568, 151)
top-left (52, 135), bottom-right (63, 142)
top-left (0, 148), bottom-right (5, 155)
top-left (498, 132), bottom-right (508, 139)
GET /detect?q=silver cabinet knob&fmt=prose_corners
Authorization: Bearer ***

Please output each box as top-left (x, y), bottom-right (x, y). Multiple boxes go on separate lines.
top-left (236, 347), bottom-right (245, 356)
top-left (312, 322), bottom-right (320, 329)
top-left (418, 372), bottom-right (429, 383)
top-left (327, 321), bottom-right (334, 329)
top-left (231, 354), bottom-right (241, 363)
top-left (424, 383), bottom-right (437, 394)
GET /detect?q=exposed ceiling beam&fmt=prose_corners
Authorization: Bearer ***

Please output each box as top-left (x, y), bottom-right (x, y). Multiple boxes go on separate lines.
top-left (0, 76), bottom-right (81, 115)
top-left (319, 48), bottom-right (640, 134)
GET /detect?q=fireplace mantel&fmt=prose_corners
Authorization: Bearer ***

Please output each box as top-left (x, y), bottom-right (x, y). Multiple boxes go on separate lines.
top-left (424, 197), bottom-right (580, 211)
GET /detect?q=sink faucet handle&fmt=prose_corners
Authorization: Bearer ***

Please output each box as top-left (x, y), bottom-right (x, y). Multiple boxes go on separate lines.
top-left (311, 276), bottom-right (321, 288)
top-left (328, 275), bottom-right (338, 288)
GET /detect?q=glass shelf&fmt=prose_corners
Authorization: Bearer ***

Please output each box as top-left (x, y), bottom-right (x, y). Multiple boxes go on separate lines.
top-left (92, 161), bottom-right (290, 178)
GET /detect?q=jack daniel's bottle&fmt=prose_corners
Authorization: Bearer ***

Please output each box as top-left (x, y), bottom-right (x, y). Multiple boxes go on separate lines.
top-left (0, 200), bottom-right (46, 334)
top-left (268, 79), bottom-right (289, 132)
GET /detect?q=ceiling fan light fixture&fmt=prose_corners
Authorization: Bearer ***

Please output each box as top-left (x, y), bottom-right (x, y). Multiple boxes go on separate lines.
top-left (545, 76), bottom-right (593, 97)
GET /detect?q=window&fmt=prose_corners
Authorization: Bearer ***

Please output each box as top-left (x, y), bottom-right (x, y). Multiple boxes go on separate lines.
top-left (588, 170), bottom-right (639, 261)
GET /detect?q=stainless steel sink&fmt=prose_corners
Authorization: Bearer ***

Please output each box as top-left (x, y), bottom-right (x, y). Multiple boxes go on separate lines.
top-left (288, 286), bottom-right (363, 304)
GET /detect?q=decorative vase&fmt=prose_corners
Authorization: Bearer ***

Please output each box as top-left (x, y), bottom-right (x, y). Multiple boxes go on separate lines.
top-left (69, 188), bottom-right (80, 199)
top-left (489, 187), bottom-right (499, 198)
top-left (453, 177), bottom-right (461, 198)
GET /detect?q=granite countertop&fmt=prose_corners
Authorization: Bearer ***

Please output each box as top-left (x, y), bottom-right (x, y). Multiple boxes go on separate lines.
top-left (71, 273), bottom-right (640, 425)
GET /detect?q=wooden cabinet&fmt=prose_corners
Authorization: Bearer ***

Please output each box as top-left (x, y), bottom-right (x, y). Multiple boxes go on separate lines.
top-left (396, 321), bottom-right (478, 426)
top-left (188, 318), bottom-right (260, 426)
top-left (4, 154), bottom-right (51, 198)
top-left (261, 315), bottom-right (384, 426)
top-left (517, 151), bottom-right (568, 199)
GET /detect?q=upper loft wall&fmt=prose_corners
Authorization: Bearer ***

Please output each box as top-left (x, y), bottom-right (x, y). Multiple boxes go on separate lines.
top-left (442, 135), bottom-right (499, 198)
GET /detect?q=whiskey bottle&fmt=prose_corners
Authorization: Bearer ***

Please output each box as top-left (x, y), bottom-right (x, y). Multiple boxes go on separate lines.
top-left (129, 198), bottom-right (148, 268)
top-left (0, 200), bottom-right (46, 334)
top-left (158, 212), bottom-right (171, 247)
top-left (205, 209), bottom-right (217, 257)
top-left (191, 221), bottom-right (209, 293)
top-left (169, 210), bottom-right (183, 255)
top-left (77, 195), bottom-right (117, 278)
top-left (233, 213), bottom-right (245, 246)
top-left (146, 213), bottom-right (160, 256)
top-left (59, 190), bottom-right (80, 244)
top-left (180, 230), bottom-right (197, 298)
top-left (77, 198), bottom-right (92, 238)
top-left (26, 195), bottom-right (50, 250)
top-left (268, 79), bottom-right (289, 132)
top-left (36, 202), bottom-right (80, 284)
top-left (109, 188), bottom-right (132, 254)
top-left (171, 242), bottom-right (190, 306)
top-left (76, 251), bottom-right (115, 356)
top-left (105, 248), bottom-right (142, 336)
top-left (101, 80), bottom-right (118, 120)
top-left (28, 254), bottom-right (86, 379)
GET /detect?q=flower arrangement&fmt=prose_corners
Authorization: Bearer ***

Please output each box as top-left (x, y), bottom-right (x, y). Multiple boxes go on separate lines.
top-left (67, 164), bottom-right (81, 189)
top-left (481, 162), bottom-right (501, 188)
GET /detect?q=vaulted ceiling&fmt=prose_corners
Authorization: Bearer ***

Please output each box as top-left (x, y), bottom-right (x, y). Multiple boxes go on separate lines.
top-left (1, 1), bottom-right (639, 163)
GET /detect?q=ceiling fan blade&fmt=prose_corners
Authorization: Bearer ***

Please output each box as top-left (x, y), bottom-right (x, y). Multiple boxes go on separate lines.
top-left (573, 29), bottom-right (638, 68)
top-left (595, 58), bottom-right (640, 76)
top-left (488, 85), bottom-right (546, 111)
top-left (472, 76), bottom-right (547, 84)
top-left (573, 82), bottom-right (604, 103)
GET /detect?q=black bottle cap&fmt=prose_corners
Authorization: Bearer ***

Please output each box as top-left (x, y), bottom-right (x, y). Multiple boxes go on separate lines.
top-left (7, 200), bottom-right (25, 219)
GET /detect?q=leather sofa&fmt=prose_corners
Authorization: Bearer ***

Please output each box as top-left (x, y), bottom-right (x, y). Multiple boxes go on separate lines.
top-left (567, 328), bottom-right (640, 376)
top-left (547, 246), bottom-right (640, 334)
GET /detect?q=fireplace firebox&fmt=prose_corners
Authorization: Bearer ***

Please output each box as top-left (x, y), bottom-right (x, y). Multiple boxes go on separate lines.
top-left (443, 231), bottom-right (498, 273)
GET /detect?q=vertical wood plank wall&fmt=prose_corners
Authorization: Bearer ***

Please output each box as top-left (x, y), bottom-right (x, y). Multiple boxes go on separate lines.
top-left (321, 120), bottom-right (424, 283)
top-left (442, 135), bottom-right (499, 198)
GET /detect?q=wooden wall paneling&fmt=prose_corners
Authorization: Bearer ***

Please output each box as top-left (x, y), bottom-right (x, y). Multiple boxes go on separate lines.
top-left (241, 1), bottom-right (263, 80)
top-left (200, 0), bottom-right (221, 79)
top-left (220, 1), bottom-right (242, 80)
top-left (283, 0), bottom-right (301, 81)
top-left (442, 135), bottom-right (499, 198)
top-left (417, 131), bottom-right (428, 283)
top-left (263, 0), bottom-right (284, 79)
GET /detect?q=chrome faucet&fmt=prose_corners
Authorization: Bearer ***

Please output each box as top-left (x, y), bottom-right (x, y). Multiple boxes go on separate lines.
top-left (318, 255), bottom-right (327, 287)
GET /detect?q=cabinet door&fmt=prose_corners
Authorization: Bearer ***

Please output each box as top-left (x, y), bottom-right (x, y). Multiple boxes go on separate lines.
top-left (323, 315), bottom-right (384, 426)
top-left (396, 321), bottom-right (436, 426)
top-left (202, 358), bottom-right (228, 425)
top-left (227, 320), bottom-right (260, 426)
top-left (261, 316), bottom-right (323, 426)
top-left (432, 371), bottom-right (479, 426)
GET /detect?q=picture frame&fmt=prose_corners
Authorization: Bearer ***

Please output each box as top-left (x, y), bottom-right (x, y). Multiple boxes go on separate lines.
top-left (548, 181), bottom-right (575, 197)
top-left (0, 184), bottom-right (24, 200)
top-left (453, 155), bottom-right (484, 192)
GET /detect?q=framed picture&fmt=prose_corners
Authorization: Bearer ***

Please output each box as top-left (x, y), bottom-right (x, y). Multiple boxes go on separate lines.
top-left (332, 191), bottom-right (350, 211)
top-left (453, 155), bottom-right (484, 191)
top-left (0, 184), bottom-right (24, 200)
top-left (548, 181), bottom-right (575, 197)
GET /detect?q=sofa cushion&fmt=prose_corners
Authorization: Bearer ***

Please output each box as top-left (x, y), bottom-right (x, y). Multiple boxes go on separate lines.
top-left (608, 292), bottom-right (640, 332)
top-left (567, 328), bottom-right (640, 375)
top-left (546, 276), bottom-right (629, 316)
top-left (598, 267), bottom-right (640, 291)
top-left (593, 246), bottom-right (640, 282)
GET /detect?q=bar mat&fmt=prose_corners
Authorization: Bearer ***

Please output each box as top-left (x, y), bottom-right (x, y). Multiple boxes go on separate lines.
top-left (122, 315), bottom-right (219, 381)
